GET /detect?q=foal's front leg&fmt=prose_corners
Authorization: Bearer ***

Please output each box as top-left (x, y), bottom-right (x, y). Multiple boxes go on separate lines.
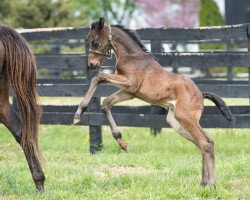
top-left (74, 72), bottom-right (131, 124)
top-left (101, 90), bottom-right (134, 151)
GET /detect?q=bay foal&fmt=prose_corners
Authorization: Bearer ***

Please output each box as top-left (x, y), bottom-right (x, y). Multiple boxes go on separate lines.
top-left (74, 18), bottom-right (235, 187)
top-left (0, 24), bottom-right (45, 191)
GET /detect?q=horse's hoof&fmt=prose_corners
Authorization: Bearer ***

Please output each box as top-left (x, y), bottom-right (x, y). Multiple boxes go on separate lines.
top-left (121, 145), bottom-right (128, 152)
top-left (118, 139), bottom-right (128, 152)
top-left (35, 181), bottom-right (45, 192)
top-left (200, 181), bottom-right (207, 187)
top-left (73, 117), bottom-right (80, 125)
top-left (200, 181), bottom-right (216, 188)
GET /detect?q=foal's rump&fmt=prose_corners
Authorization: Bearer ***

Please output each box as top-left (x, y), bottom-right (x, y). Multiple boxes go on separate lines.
top-left (171, 74), bottom-right (235, 125)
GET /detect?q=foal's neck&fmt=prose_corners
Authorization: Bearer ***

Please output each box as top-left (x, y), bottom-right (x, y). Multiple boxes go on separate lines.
top-left (110, 26), bottom-right (145, 60)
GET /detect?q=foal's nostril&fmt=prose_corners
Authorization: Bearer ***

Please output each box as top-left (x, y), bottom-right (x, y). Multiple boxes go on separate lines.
top-left (91, 40), bottom-right (99, 48)
top-left (89, 63), bottom-right (100, 69)
top-left (89, 63), bottom-right (94, 69)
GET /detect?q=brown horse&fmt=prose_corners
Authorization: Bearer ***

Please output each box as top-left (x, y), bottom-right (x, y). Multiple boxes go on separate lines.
top-left (0, 24), bottom-right (45, 191)
top-left (74, 18), bottom-right (235, 187)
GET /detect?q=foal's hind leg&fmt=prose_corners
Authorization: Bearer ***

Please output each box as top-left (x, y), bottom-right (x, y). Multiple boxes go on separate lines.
top-left (0, 80), bottom-right (45, 191)
top-left (173, 106), bottom-right (215, 187)
top-left (101, 90), bottom-right (134, 151)
top-left (166, 109), bottom-right (209, 186)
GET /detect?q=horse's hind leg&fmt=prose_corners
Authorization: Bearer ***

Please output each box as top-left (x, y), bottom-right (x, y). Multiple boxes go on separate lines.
top-left (167, 109), bottom-right (209, 185)
top-left (167, 108), bottom-right (198, 144)
top-left (173, 106), bottom-right (215, 187)
top-left (0, 78), bottom-right (45, 191)
top-left (197, 126), bottom-right (215, 187)
top-left (101, 89), bottom-right (134, 151)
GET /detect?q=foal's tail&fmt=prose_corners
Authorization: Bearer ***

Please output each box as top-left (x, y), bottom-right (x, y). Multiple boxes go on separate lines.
top-left (0, 25), bottom-right (42, 161)
top-left (203, 92), bottom-right (236, 125)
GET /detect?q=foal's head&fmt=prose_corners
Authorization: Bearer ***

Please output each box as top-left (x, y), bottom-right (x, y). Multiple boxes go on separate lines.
top-left (87, 17), bottom-right (111, 69)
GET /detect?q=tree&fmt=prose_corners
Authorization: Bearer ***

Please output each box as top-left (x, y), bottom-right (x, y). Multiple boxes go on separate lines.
top-left (0, 0), bottom-right (87, 28)
top-left (199, 0), bottom-right (225, 76)
top-left (73, 0), bottom-right (136, 26)
top-left (0, 0), bottom-right (10, 20)
top-left (14, 0), bottom-right (88, 28)
top-left (199, 0), bottom-right (225, 50)
top-left (0, 0), bottom-right (15, 25)
top-left (199, 0), bottom-right (224, 26)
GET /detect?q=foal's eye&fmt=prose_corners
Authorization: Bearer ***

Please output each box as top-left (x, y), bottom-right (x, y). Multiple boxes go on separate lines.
top-left (91, 40), bottom-right (99, 48)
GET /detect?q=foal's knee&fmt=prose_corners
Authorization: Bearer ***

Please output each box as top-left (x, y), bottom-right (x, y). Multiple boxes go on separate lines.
top-left (93, 73), bottom-right (105, 84)
top-left (201, 139), bottom-right (214, 155)
top-left (101, 98), bottom-right (111, 114)
top-left (101, 105), bottom-right (108, 114)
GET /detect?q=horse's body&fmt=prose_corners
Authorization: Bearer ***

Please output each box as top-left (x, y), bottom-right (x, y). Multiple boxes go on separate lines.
top-left (74, 18), bottom-right (235, 187)
top-left (0, 24), bottom-right (45, 191)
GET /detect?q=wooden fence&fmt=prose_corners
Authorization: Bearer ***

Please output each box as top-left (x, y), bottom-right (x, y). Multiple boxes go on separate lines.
top-left (20, 24), bottom-right (250, 153)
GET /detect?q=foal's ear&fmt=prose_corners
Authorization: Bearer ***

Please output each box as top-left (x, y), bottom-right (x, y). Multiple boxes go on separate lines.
top-left (98, 17), bottom-right (105, 31)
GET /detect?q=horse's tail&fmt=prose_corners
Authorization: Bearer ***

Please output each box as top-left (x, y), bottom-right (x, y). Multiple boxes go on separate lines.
top-left (0, 24), bottom-right (42, 161)
top-left (203, 92), bottom-right (236, 125)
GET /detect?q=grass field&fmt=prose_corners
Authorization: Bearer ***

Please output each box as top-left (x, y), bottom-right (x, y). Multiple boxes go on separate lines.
top-left (0, 125), bottom-right (249, 199)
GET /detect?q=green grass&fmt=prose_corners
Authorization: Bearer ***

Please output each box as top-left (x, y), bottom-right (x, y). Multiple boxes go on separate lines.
top-left (0, 125), bottom-right (249, 199)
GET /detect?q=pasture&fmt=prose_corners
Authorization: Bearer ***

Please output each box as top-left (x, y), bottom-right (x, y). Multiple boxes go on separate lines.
top-left (0, 125), bottom-right (249, 199)
top-left (0, 22), bottom-right (249, 199)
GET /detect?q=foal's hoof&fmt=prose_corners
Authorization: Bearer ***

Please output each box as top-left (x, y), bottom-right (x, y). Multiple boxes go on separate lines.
top-left (35, 181), bottom-right (45, 192)
top-left (121, 144), bottom-right (128, 152)
top-left (73, 107), bottom-right (87, 124)
top-left (118, 139), bottom-right (128, 152)
top-left (73, 117), bottom-right (81, 125)
top-left (73, 113), bottom-right (81, 125)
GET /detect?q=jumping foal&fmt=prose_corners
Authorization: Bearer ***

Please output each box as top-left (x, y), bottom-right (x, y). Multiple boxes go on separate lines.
top-left (0, 24), bottom-right (45, 191)
top-left (74, 18), bottom-right (235, 187)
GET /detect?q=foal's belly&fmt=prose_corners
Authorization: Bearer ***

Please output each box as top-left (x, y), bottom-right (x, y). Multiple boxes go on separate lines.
top-left (133, 85), bottom-right (176, 109)
top-left (132, 72), bottom-right (176, 107)
top-left (135, 94), bottom-right (176, 109)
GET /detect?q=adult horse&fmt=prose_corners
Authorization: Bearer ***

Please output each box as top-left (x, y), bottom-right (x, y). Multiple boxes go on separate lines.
top-left (74, 18), bottom-right (235, 187)
top-left (0, 24), bottom-right (45, 191)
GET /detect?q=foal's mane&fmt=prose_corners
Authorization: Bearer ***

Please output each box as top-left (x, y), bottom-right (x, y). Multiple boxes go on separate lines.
top-left (112, 25), bottom-right (158, 62)
top-left (112, 25), bottom-right (149, 53)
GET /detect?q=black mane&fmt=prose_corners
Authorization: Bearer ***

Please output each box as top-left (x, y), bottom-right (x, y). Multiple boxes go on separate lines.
top-left (112, 25), bottom-right (149, 53)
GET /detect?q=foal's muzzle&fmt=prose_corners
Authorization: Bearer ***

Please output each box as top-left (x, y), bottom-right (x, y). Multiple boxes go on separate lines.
top-left (89, 63), bottom-right (100, 69)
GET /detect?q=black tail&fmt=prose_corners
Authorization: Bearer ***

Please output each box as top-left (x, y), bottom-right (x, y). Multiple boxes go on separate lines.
top-left (203, 92), bottom-right (236, 125)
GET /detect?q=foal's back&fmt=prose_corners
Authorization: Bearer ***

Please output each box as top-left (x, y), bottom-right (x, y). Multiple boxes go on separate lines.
top-left (128, 54), bottom-right (203, 109)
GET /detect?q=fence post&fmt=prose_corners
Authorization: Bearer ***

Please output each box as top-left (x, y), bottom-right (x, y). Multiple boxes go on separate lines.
top-left (227, 39), bottom-right (234, 81)
top-left (171, 42), bottom-right (178, 74)
top-left (247, 24), bottom-right (250, 106)
top-left (150, 40), bottom-right (164, 135)
top-left (84, 39), bottom-right (103, 153)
